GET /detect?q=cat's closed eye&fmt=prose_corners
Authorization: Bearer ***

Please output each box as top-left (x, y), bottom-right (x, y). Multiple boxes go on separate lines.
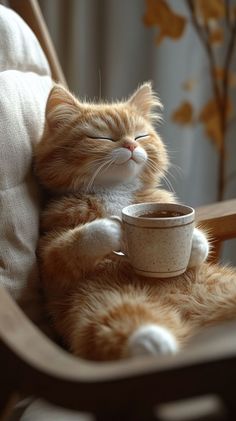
top-left (135, 134), bottom-right (149, 140)
top-left (88, 135), bottom-right (149, 142)
top-left (88, 136), bottom-right (114, 141)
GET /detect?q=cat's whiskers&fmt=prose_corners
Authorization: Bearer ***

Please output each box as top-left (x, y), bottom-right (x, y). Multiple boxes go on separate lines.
top-left (146, 157), bottom-right (174, 192)
top-left (147, 153), bottom-right (182, 189)
top-left (146, 157), bottom-right (160, 173)
top-left (161, 173), bottom-right (175, 192)
top-left (86, 157), bottom-right (116, 192)
top-left (167, 164), bottom-right (184, 179)
top-left (162, 164), bottom-right (184, 192)
top-left (86, 161), bottom-right (109, 192)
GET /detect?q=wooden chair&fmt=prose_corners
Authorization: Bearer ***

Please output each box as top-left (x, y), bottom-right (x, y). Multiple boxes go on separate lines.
top-left (1, 1), bottom-right (236, 420)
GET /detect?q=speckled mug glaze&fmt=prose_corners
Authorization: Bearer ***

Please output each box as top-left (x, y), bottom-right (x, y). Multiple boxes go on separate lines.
top-left (122, 203), bottom-right (195, 278)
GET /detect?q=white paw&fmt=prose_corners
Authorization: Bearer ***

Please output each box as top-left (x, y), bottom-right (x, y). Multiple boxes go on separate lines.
top-left (84, 217), bottom-right (122, 256)
top-left (126, 324), bottom-right (178, 358)
top-left (188, 228), bottom-right (209, 268)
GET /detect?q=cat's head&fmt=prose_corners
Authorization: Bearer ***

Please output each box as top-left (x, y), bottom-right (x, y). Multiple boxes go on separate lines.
top-left (35, 83), bottom-right (169, 192)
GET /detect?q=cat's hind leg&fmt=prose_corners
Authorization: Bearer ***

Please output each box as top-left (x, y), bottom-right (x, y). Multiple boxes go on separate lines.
top-left (181, 263), bottom-right (236, 327)
top-left (66, 279), bottom-right (191, 361)
top-left (126, 324), bottom-right (178, 357)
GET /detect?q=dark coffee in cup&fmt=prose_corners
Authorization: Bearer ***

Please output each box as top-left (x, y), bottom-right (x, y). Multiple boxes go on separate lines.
top-left (139, 210), bottom-right (184, 219)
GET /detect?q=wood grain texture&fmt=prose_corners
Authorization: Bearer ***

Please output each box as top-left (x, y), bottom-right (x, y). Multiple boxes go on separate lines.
top-left (196, 199), bottom-right (236, 241)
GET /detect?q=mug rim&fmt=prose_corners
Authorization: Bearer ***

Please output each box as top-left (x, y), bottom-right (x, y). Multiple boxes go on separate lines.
top-left (122, 202), bottom-right (195, 228)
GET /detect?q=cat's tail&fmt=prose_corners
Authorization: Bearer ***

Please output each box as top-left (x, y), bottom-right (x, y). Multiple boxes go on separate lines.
top-left (68, 293), bottom-right (190, 361)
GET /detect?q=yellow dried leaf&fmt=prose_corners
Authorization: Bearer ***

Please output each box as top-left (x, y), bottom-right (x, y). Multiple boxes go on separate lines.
top-left (196, 0), bottom-right (225, 22)
top-left (209, 27), bottom-right (224, 44)
top-left (213, 68), bottom-right (224, 80)
top-left (214, 68), bottom-right (236, 87)
top-left (204, 115), bottom-right (223, 149)
top-left (143, 0), bottom-right (186, 44)
top-left (199, 98), bottom-right (219, 123)
top-left (182, 79), bottom-right (197, 91)
top-left (172, 101), bottom-right (194, 125)
top-left (199, 97), bottom-right (233, 149)
top-left (143, 0), bottom-right (159, 26)
top-left (199, 99), bottom-right (222, 148)
top-left (200, 97), bottom-right (233, 122)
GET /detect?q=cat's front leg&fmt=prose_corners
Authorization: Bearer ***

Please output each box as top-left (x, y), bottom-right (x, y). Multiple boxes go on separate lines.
top-left (188, 228), bottom-right (209, 268)
top-left (80, 217), bottom-right (122, 259)
top-left (40, 217), bottom-right (122, 284)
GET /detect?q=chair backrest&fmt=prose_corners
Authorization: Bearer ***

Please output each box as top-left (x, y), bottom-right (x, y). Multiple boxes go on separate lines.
top-left (8, 0), bottom-right (67, 87)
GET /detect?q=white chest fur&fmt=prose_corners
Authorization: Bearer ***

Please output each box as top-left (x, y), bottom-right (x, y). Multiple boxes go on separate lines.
top-left (97, 184), bottom-right (136, 217)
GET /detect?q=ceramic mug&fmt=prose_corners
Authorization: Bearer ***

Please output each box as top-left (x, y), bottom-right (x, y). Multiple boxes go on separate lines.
top-left (120, 202), bottom-right (195, 278)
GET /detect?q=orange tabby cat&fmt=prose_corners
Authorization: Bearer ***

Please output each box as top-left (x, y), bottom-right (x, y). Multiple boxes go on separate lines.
top-left (35, 83), bottom-right (236, 361)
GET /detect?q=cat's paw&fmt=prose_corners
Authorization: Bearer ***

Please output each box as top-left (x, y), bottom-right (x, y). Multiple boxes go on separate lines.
top-left (188, 227), bottom-right (209, 268)
top-left (126, 324), bottom-right (178, 357)
top-left (85, 217), bottom-right (122, 256)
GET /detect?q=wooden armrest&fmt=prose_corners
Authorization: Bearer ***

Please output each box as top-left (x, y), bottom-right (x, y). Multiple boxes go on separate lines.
top-left (1, 286), bottom-right (236, 413)
top-left (196, 199), bottom-right (236, 241)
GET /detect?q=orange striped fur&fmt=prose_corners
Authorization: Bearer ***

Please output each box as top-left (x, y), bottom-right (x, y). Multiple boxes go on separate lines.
top-left (35, 83), bottom-right (236, 361)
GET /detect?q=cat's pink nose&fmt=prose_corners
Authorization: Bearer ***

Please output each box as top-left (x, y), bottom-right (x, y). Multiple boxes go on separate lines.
top-left (123, 141), bottom-right (138, 152)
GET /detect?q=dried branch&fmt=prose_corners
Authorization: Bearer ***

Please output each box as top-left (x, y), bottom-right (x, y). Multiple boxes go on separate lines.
top-left (222, 20), bottom-right (236, 129)
top-left (225, 0), bottom-right (231, 29)
top-left (185, 0), bottom-right (236, 201)
top-left (185, 0), bottom-right (222, 112)
top-left (145, 0), bottom-right (236, 201)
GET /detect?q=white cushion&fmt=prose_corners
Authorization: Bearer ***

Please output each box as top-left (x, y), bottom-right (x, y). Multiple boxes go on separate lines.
top-left (0, 5), bottom-right (50, 74)
top-left (0, 5), bottom-right (52, 306)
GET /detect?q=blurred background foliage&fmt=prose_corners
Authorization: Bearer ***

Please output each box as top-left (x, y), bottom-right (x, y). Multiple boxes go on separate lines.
top-left (143, 0), bottom-right (236, 202)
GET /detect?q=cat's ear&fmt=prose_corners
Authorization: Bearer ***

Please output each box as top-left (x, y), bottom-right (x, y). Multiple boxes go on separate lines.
top-left (127, 82), bottom-right (162, 119)
top-left (46, 84), bottom-right (81, 129)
